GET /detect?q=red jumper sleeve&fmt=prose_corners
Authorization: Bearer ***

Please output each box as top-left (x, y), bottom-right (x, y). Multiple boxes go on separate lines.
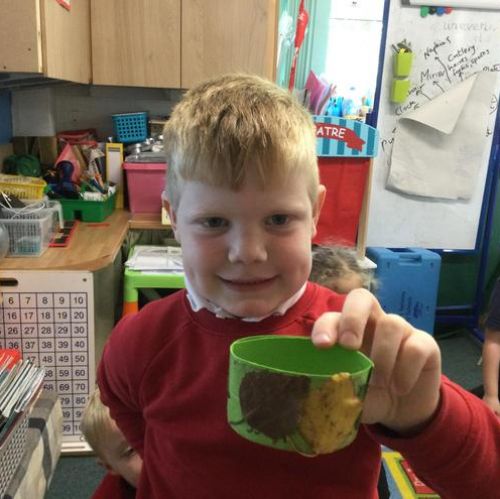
top-left (367, 376), bottom-right (500, 498)
top-left (97, 313), bottom-right (147, 457)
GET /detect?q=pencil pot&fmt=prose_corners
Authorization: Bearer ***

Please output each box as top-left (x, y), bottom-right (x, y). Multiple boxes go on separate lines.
top-left (228, 335), bottom-right (373, 456)
top-left (390, 79), bottom-right (410, 104)
top-left (393, 52), bottom-right (413, 77)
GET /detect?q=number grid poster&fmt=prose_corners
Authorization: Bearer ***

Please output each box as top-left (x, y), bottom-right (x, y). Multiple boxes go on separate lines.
top-left (0, 271), bottom-right (95, 448)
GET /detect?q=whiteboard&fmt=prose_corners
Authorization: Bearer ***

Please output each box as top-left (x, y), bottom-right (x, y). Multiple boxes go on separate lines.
top-left (366, 1), bottom-right (500, 250)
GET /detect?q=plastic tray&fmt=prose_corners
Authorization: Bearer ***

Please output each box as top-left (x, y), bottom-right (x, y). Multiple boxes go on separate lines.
top-left (0, 211), bottom-right (54, 257)
top-left (58, 193), bottom-right (116, 222)
top-left (0, 174), bottom-right (46, 200)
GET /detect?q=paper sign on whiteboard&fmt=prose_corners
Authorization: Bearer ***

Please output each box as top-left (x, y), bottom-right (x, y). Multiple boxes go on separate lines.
top-left (387, 71), bottom-right (497, 200)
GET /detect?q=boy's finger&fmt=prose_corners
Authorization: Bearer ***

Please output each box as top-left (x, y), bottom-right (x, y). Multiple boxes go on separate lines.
top-left (391, 330), bottom-right (441, 395)
top-left (368, 314), bottom-right (412, 389)
top-left (311, 312), bottom-right (341, 348)
top-left (338, 288), bottom-right (383, 350)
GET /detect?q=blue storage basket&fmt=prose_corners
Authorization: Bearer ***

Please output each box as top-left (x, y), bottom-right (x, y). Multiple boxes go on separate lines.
top-left (112, 112), bottom-right (148, 143)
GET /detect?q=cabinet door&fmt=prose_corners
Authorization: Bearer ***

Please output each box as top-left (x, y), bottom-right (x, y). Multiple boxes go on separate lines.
top-left (42, 0), bottom-right (91, 84)
top-left (91, 0), bottom-right (181, 88)
top-left (0, 0), bottom-right (91, 83)
top-left (182, 0), bottom-right (278, 88)
top-left (0, 0), bottom-right (43, 73)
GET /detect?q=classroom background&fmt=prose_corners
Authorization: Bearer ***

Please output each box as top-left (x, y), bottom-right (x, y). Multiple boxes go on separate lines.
top-left (0, 1), bottom-right (498, 498)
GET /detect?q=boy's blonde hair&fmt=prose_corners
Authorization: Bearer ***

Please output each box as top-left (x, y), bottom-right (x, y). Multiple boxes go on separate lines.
top-left (81, 387), bottom-right (113, 460)
top-left (163, 73), bottom-right (319, 209)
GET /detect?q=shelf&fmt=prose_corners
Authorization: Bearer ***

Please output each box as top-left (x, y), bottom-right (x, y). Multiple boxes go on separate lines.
top-left (129, 212), bottom-right (170, 231)
top-left (0, 210), bottom-right (130, 272)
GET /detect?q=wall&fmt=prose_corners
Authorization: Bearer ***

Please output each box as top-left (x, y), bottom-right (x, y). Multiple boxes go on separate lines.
top-left (11, 84), bottom-right (183, 139)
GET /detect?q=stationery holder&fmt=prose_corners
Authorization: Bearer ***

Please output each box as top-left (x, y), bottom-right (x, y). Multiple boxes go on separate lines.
top-left (391, 79), bottom-right (411, 104)
top-left (393, 52), bottom-right (413, 78)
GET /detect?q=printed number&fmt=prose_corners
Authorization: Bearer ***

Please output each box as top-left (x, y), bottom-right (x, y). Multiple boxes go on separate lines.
top-left (73, 295), bottom-right (85, 305)
top-left (57, 311), bottom-right (68, 320)
top-left (74, 396), bottom-right (87, 406)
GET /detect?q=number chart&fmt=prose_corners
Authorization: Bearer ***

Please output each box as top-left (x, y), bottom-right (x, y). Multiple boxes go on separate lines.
top-left (0, 271), bottom-right (95, 445)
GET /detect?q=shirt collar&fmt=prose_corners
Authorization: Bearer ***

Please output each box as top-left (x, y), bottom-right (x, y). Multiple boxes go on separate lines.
top-left (184, 276), bottom-right (307, 322)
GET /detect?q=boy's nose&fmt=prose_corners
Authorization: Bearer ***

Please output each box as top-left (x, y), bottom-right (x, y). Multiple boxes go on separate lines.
top-left (227, 229), bottom-right (267, 264)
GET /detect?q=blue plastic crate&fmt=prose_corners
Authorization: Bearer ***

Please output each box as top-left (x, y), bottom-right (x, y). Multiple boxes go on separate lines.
top-left (366, 247), bottom-right (441, 334)
top-left (112, 112), bottom-right (148, 143)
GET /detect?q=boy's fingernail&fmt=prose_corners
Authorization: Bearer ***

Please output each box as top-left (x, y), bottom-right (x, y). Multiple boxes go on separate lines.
top-left (315, 333), bottom-right (331, 345)
top-left (340, 331), bottom-right (358, 348)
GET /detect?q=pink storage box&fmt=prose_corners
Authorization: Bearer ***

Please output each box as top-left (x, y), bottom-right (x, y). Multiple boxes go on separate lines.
top-left (123, 162), bottom-right (167, 214)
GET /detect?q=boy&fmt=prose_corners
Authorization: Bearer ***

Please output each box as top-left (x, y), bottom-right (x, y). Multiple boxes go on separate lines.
top-left (81, 388), bottom-right (141, 498)
top-left (98, 74), bottom-right (500, 498)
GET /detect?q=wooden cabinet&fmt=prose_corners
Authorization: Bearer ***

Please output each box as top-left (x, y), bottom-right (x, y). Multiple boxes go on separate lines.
top-left (91, 0), bottom-right (181, 88)
top-left (0, 0), bottom-right (91, 84)
top-left (181, 0), bottom-right (277, 88)
top-left (91, 0), bottom-right (277, 89)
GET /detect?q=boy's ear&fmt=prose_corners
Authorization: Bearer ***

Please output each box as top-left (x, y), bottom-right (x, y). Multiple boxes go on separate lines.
top-left (162, 198), bottom-right (180, 242)
top-left (312, 185), bottom-right (326, 237)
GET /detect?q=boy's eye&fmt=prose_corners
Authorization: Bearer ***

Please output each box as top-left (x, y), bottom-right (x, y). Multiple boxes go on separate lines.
top-left (122, 447), bottom-right (136, 458)
top-left (267, 214), bottom-right (290, 226)
top-left (201, 217), bottom-right (228, 229)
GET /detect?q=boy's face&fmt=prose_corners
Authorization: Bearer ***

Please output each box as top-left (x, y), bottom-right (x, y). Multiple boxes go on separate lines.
top-left (167, 170), bottom-right (325, 318)
top-left (101, 420), bottom-right (142, 487)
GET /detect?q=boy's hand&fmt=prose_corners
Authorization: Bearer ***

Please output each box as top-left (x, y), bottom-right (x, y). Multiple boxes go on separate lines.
top-left (483, 395), bottom-right (500, 417)
top-left (311, 288), bottom-right (442, 435)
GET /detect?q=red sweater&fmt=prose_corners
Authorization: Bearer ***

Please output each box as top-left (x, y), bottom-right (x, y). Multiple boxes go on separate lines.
top-left (92, 473), bottom-right (136, 499)
top-left (98, 283), bottom-right (500, 499)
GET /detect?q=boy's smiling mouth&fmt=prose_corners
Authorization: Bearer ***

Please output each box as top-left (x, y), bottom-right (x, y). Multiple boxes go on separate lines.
top-left (220, 276), bottom-right (277, 290)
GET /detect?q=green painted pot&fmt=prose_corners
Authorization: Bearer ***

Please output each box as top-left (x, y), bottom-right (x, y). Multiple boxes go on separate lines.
top-left (228, 335), bottom-right (373, 456)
